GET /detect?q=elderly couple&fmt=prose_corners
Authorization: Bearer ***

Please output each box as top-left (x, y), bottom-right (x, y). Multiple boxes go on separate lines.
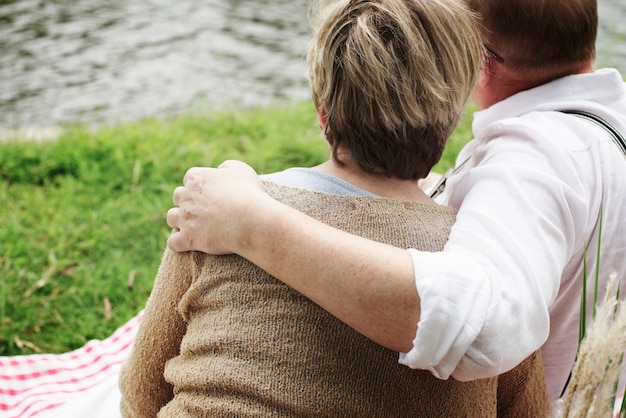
top-left (114, 0), bottom-right (626, 416)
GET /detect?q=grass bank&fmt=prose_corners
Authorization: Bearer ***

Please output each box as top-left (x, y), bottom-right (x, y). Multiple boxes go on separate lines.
top-left (0, 101), bottom-right (474, 356)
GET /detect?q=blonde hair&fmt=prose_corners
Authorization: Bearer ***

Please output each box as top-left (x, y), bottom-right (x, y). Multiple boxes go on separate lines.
top-left (307, 0), bottom-right (482, 180)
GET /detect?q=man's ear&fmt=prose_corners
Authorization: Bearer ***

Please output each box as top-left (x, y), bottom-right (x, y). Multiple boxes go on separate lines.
top-left (317, 107), bottom-right (327, 130)
top-left (479, 57), bottom-right (495, 85)
top-left (472, 60), bottom-right (497, 110)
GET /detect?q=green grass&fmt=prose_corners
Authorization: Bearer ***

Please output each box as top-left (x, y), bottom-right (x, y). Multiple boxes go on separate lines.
top-left (0, 100), bottom-right (474, 356)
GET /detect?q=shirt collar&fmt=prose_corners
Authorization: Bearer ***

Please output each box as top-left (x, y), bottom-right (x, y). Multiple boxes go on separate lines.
top-left (472, 68), bottom-right (626, 137)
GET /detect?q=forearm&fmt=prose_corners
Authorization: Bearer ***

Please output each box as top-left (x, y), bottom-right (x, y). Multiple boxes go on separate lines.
top-left (236, 195), bottom-right (420, 352)
top-left (167, 163), bottom-right (420, 352)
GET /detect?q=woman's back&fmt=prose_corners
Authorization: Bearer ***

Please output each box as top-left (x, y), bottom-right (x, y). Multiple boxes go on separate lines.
top-left (156, 183), bottom-right (546, 417)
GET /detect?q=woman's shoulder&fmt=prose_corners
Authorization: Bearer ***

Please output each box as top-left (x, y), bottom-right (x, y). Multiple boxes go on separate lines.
top-left (263, 180), bottom-right (457, 252)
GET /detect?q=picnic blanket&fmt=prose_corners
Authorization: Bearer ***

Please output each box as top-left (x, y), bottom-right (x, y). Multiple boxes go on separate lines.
top-left (0, 312), bottom-right (142, 418)
top-left (2, 310), bottom-right (624, 417)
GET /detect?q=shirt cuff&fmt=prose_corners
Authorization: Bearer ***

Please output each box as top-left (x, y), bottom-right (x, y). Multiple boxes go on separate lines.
top-left (398, 249), bottom-right (492, 380)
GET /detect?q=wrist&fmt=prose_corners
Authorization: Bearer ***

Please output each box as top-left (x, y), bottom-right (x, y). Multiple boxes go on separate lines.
top-left (230, 187), bottom-right (283, 257)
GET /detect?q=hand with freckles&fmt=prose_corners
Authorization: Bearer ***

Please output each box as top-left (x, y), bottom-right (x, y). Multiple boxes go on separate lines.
top-left (167, 160), bottom-right (267, 255)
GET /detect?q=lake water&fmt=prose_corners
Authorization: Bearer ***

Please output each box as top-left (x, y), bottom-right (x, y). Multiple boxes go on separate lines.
top-left (1, 0), bottom-right (625, 130)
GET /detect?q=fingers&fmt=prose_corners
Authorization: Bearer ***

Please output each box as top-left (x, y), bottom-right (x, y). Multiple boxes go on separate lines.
top-left (172, 186), bottom-right (185, 207)
top-left (166, 207), bottom-right (180, 230)
top-left (217, 159), bottom-right (248, 169)
top-left (168, 160), bottom-right (259, 254)
top-left (183, 167), bottom-right (208, 187)
top-left (218, 160), bottom-right (258, 176)
top-left (166, 228), bottom-right (193, 253)
top-left (182, 161), bottom-right (256, 188)
top-left (217, 160), bottom-right (236, 169)
top-left (167, 207), bottom-right (195, 252)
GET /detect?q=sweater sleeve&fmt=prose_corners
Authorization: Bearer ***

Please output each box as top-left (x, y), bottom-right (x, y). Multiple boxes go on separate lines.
top-left (119, 248), bottom-right (198, 417)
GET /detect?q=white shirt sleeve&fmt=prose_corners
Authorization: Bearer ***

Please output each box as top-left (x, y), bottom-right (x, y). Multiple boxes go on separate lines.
top-left (399, 118), bottom-right (590, 380)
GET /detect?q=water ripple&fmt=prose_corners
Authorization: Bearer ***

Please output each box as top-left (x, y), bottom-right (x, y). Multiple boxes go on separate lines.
top-left (0, 0), bottom-right (623, 129)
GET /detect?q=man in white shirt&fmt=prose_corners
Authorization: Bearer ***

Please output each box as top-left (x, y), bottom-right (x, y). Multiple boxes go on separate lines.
top-left (166, 0), bottom-right (626, 405)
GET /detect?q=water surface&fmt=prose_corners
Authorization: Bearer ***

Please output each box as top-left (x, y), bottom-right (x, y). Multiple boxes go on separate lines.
top-left (0, 0), bottom-right (624, 129)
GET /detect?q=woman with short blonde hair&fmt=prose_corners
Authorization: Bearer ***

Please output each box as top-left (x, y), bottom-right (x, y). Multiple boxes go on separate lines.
top-left (308, 0), bottom-right (483, 179)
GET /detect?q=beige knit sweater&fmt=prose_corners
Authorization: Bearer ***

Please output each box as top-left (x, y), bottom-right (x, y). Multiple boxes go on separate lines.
top-left (119, 182), bottom-right (549, 417)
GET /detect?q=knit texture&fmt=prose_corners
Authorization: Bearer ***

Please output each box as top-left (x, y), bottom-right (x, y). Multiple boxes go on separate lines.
top-left (119, 182), bottom-right (549, 417)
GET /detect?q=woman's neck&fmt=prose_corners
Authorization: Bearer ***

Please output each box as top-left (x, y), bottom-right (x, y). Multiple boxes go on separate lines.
top-left (313, 160), bottom-right (436, 205)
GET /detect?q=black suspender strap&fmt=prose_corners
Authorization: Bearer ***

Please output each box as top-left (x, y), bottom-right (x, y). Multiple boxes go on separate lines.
top-left (428, 156), bottom-right (470, 199)
top-left (430, 110), bottom-right (625, 199)
top-left (558, 109), bottom-right (625, 399)
top-left (561, 110), bottom-right (626, 158)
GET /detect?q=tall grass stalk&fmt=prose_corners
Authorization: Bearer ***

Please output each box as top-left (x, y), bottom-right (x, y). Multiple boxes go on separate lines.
top-left (558, 204), bottom-right (625, 417)
top-left (557, 273), bottom-right (626, 418)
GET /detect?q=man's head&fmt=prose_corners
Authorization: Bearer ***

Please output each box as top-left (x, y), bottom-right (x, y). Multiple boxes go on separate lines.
top-left (466, 0), bottom-right (597, 107)
top-left (307, 0), bottom-right (482, 180)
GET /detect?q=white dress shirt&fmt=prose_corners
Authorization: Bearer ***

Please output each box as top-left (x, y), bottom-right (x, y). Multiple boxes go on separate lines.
top-left (400, 68), bottom-right (626, 403)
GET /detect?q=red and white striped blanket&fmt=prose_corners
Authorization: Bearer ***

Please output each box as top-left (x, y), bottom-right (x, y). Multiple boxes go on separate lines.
top-left (0, 312), bottom-right (142, 418)
top-left (2, 310), bottom-right (624, 417)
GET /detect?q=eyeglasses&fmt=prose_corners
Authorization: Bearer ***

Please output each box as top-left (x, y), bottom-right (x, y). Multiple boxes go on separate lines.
top-left (484, 45), bottom-right (504, 64)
